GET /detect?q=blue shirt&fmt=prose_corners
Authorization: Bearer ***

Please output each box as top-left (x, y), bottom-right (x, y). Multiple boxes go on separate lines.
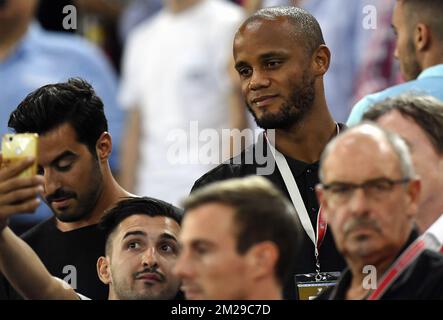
top-left (347, 64), bottom-right (443, 125)
top-left (0, 23), bottom-right (125, 226)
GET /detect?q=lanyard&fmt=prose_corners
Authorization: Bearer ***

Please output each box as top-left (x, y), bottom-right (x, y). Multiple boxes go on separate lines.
top-left (264, 131), bottom-right (329, 278)
top-left (368, 215), bottom-right (443, 300)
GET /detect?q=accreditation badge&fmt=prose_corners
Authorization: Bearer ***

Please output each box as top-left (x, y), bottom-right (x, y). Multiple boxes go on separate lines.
top-left (295, 272), bottom-right (341, 300)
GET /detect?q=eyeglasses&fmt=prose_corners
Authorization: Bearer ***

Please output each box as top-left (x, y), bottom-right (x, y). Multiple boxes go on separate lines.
top-left (321, 177), bottom-right (411, 203)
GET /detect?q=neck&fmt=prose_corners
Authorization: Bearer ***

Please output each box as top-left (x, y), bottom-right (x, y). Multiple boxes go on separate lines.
top-left (345, 257), bottom-right (393, 300)
top-left (344, 239), bottom-right (410, 300)
top-left (0, 23), bottom-right (29, 61)
top-left (56, 164), bottom-right (133, 232)
top-left (246, 282), bottom-right (283, 300)
top-left (421, 45), bottom-right (443, 73)
top-left (273, 98), bottom-right (336, 163)
top-left (108, 288), bottom-right (118, 300)
top-left (166, 0), bottom-right (202, 14)
top-left (417, 200), bottom-right (443, 233)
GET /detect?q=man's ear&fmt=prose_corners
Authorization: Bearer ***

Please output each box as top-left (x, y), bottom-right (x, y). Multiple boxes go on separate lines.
top-left (311, 45), bottom-right (331, 77)
top-left (96, 132), bottom-right (112, 161)
top-left (97, 256), bottom-right (112, 285)
top-left (246, 241), bottom-right (279, 281)
top-left (316, 184), bottom-right (330, 221)
top-left (406, 178), bottom-right (421, 219)
top-left (415, 23), bottom-right (431, 52)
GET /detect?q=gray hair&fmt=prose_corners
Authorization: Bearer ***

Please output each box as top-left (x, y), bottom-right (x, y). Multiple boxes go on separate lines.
top-left (319, 122), bottom-right (416, 181)
top-left (363, 93), bottom-right (443, 155)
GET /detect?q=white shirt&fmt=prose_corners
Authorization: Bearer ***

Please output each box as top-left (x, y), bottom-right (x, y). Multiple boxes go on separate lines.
top-left (119, 0), bottom-right (244, 205)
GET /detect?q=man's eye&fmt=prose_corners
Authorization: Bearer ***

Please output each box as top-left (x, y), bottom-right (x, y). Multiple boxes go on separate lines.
top-left (369, 181), bottom-right (392, 191)
top-left (37, 166), bottom-right (44, 176)
top-left (329, 185), bottom-right (354, 195)
top-left (160, 243), bottom-right (177, 254)
top-left (128, 242), bottom-right (141, 250)
top-left (55, 162), bottom-right (73, 172)
top-left (238, 67), bottom-right (252, 78)
top-left (194, 245), bottom-right (209, 255)
top-left (265, 60), bottom-right (282, 68)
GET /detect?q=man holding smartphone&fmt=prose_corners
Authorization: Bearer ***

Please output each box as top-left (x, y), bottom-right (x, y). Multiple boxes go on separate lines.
top-left (0, 196), bottom-right (183, 300)
top-left (0, 78), bottom-right (132, 300)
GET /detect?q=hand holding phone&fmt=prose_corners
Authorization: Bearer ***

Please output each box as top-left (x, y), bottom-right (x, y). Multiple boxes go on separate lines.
top-left (0, 134), bottom-right (43, 230)
top-left (1, 133), bottom-right (38, 178)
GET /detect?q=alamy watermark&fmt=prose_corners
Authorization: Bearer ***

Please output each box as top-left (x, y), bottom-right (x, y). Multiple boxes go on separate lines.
top-left (61, 264), bottom-right (77, 290)
top-left (62, 5), bottom-right (77, 30)
top-left (362, 5), bottom-right (377, 30)
top-left (362, 265), bottom-right (377, 290)
top-left (165, 122), bottom-right (276, 175)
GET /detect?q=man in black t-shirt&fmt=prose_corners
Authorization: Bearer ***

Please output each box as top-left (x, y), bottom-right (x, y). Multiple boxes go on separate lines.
top-left (0, 197), bottom-right (183, 300)
top-left (0, 78), bottom-right (133, 299)
top-left (192, 7), bottom-right (346, 299)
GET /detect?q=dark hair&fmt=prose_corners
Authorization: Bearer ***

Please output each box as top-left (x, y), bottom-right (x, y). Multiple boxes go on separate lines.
top-left (8, 78), bottom-right (108, 156)
top-left (363, 94), bottom-right (443, 155)
top-left (99, 197), bottom-right (183, 255)
top-left (184, 176), bottom-right (303, 287)
top-left (243, 6), bottom-right (325, 55)
top-left (400, 0), bottom-right (443, 41)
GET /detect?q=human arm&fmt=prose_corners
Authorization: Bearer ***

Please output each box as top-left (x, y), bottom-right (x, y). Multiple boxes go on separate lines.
top-left (0, 156), bottom-right (79, 300)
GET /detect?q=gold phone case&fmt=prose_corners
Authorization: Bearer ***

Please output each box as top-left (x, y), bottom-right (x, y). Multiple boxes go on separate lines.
top-left (1, 133), bottom-right (39, 178)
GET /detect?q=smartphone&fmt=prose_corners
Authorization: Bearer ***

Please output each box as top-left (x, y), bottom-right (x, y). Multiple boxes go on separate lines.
top-left (1, 133), bottom-right (39, 178)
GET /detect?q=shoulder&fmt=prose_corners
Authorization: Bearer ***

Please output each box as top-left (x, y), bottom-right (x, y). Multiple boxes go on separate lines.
top-left (191, 162), bottom-right (243, 192)
top-left (388, 250), bottom-right (443, 299)
top-left (35, 30), bottom-right (106, 64)
top-left (191, 145), bottom-right (259, 192)
top-left (347, 81), bottom-right (428, 126)
top-left (126, 11), bottom-right (164, 42)
top-left (202, 0), bottom-right (244, 28)
top-left (122, 12), bottom-right (164, 59)
top-left (210, 0), bottom-right (243, 15)
top-left (20, 218), bottom-right (55, 241)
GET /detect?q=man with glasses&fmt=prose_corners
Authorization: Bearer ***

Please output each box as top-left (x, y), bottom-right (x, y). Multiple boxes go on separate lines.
top-left (315, 123), bottom-right (443, 299)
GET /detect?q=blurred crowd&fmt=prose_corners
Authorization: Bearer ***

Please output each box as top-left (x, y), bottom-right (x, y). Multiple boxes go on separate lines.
top-left (1, 0), bottom-right (402, 233)
top-left (0, 0), bottom-right (442, 302)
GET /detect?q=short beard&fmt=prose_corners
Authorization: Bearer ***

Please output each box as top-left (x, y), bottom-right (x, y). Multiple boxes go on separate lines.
top-left (55, 159), bottom-right (103, 223)
top-left (247, 72), bottom-right (316, 130)
top-left (402, 37), bottom-right (422, 81)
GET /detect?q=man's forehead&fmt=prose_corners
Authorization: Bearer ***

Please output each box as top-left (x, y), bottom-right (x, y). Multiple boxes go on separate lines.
top-left (37, 124), bottom-right (82, 158)
top-left (240, 15), bottom-right (292, 32)
top-left (181, 204), bottom-right (235, 241)
top-left (117, 214), bottom-right (180, 239)
top-left (234, 17), bottom-right (301, 61)
top-left (236, 17), bottom-right (294, 44)
top-left (323, 133), bottom-right (399, 181)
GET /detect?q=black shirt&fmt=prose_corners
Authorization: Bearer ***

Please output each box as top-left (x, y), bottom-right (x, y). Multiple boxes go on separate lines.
top-left (0, 218), bottom-right (108, 300)
top-left (317, 230), bottom-right (443, 300)
top-left (192, 131), bottom-right (346, 299)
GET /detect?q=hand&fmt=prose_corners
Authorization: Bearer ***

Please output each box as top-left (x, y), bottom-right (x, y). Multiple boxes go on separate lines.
top-left (0, 155), bottom-right (44, 231)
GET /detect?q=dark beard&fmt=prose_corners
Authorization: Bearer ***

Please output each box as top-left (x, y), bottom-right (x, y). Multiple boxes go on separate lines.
top-left (54, 159), bottom-right (103, 223)
top-left (247, 73), bottom-right (316, 130)
top-left (402, 37), bottom-right (422, 81)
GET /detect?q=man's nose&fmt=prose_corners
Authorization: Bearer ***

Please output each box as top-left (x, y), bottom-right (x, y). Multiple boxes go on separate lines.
top-left (142, 247), bottom-right (158, 268)
top-left (173, 250), bottom-right (191, 278)
top-left (348, 188), bottom-right (371, 216)
top-left (43, 169), bottom-right (62, 196)
top-left (248, 69), bottom-right (271, 91)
